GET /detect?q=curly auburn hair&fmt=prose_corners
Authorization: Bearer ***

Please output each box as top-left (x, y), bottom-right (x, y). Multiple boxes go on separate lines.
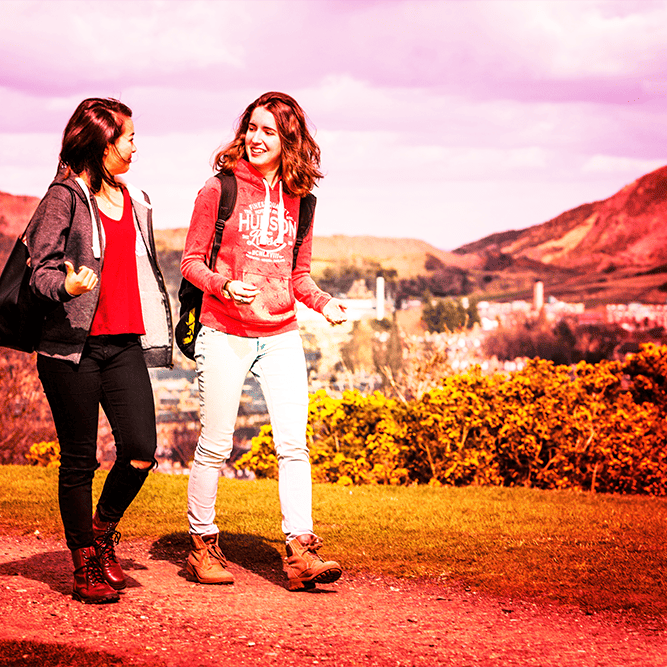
top-left (59, 97), bottom-right (132, 194)
top-left (213, 92), bottom-right (323, 197)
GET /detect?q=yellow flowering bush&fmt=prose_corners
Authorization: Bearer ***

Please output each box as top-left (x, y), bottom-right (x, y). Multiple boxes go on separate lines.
top-left (236, 344), bottom-right (667, 495)
top-left (624, 341), bottom-right (667, 410)
top-left (26, 440), bottom-right (60, 467)
top-left (400, 367), bottom-right (503, 485)
top-left (307, 389), bottom-right (409, 485)
top-left (235, 424), bottom-right (278, 479)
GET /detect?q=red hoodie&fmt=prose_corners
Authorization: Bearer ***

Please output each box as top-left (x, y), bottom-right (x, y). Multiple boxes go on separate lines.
top-left (181, 159), bottom-right (332, 338)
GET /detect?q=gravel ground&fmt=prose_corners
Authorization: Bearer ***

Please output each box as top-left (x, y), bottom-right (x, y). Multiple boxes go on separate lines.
top-left (0, 533), bottom-right (666, 667)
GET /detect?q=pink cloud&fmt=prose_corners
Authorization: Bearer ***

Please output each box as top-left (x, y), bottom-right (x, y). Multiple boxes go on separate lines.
top-left (2, 0), bottom-right (667, 248)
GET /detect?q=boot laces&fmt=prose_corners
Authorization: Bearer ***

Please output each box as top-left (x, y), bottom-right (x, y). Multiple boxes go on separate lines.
top-left (204, 538), bottom-right (227, 567)
top-left (95, 529), bottom-right (121, 563)
top-left (297, 535), bottom-right (325, 564)
top-left (83, 550), bottom-right (107, 585)
top-left (206, 542), bottom-right (228, 566)
top-left (308, 536), bottom-right (324, 552)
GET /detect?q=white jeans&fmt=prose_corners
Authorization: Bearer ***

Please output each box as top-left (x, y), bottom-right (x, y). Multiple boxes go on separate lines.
top-left (187, 326), bottom-right (313, 541)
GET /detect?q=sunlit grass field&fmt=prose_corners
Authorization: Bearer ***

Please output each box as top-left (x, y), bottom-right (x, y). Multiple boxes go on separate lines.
top-left (1, 465), bottom-right (665, 620)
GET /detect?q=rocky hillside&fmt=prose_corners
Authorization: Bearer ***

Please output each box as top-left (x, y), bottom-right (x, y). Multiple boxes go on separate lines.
top-left (455, 165), bottom-right (667, 273)
top-left (0, 191), bottom-right (41, 267)
top-left (0, 191), bottom-right (40, 238)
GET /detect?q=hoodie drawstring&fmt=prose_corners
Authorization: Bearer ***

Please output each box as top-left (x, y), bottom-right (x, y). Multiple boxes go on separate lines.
top-left (258, 179), bottom-right (286, 247)
top-left (75, 177), bottom-right (101, 259)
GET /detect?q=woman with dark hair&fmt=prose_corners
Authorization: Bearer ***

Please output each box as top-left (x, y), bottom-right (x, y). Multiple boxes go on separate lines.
top-left (26, 98), bottom-right (173, 604)
top-left (181, 92), bottom-right (347, 590)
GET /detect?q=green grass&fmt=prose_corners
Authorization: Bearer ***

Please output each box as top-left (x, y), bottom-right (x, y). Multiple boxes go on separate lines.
top-left (1, 465), bottom-right (666, 621)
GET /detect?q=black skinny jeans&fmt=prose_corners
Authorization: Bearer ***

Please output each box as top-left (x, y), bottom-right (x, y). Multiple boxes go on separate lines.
top-left (37, 334), bottom-right (157, 551)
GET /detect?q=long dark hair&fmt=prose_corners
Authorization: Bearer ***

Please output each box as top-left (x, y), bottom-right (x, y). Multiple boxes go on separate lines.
top-left (59, 98), bottom-right (132, 194)
top-left (213, 92), bottom-right (323, 197)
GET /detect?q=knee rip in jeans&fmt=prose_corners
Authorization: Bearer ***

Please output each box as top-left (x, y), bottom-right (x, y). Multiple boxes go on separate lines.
top-left (130, 459), bottom-right (155, 470)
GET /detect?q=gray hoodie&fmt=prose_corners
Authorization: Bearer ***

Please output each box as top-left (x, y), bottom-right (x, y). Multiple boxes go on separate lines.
top-left (26, 171), bottom-right (173, 367)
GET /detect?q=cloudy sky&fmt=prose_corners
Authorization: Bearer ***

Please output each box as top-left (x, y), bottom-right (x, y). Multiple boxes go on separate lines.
top-left (2, 0), bottom-right (667, 250)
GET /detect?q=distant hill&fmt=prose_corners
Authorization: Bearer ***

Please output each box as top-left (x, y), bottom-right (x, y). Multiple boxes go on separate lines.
top-left (455, 165), bottom-right (667, 273)
top-left (0, 191), bottom-right (41, 268)
top-left (154, 229), bottom-right (478, 280)
top-left (0, 191), bottom-right (41, 238)
top-left (3, 166), bottom-right (667, 306)
top-left (310, 235), bottom-right (478, 277)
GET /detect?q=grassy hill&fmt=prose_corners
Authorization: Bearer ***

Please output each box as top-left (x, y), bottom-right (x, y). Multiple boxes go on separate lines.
top-left (154, 229), bottom-right (478, 280)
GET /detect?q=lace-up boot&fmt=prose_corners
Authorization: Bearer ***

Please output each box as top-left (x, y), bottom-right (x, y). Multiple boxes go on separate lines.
top-left (186, 533), bottom-right (235, 584)
top-left (283, 534), bottom-right (342, 591)
top-left (71, 546), bottom-right (120, 604)
top-left (92, 511), bottom-right (126, 590)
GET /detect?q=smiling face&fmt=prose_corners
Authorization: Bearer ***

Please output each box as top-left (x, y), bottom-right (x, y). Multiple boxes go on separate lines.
top-left (103, 116), bottom-right (136, 177)
top-left (244, 106), bottom-right (282, 183)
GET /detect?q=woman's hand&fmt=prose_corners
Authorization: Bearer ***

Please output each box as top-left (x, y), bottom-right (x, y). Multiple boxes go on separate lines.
top-left (323, 298), bottom-right (348, 325)
top-left (64, 261), bottom-right (98, 296)
top-left (224, 280), bottom-right (260, 305)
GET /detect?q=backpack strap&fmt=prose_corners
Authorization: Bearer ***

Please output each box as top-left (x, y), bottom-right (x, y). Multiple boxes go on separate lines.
top-left (210, 172), bottom-right (238, 269)
top-left (292, 193), bottom-right (316, 267)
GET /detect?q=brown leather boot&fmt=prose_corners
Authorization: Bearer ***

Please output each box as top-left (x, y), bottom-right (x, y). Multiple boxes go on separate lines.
top-left (71, 546), bottom-right (120, 604)
top-left (186, 534), bottom-right (235, 584)
top-left (92, 510), bottom-right (126, 590)
top-left (283, 534), bottom-right (342, 591)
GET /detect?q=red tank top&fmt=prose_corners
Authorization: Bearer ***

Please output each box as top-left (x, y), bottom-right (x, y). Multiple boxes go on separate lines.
top-left (90, 187), bottom-right (146, 336)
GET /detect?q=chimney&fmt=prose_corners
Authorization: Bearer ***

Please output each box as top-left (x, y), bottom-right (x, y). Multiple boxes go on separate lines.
top-left (533, 280), bottom-right (544, 312)
top-left (376, 276), bottom-right (385, 320)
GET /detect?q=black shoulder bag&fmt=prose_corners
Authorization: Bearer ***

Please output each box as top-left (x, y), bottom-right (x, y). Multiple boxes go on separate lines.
top-left (0, 228), bottom-right (45, 353)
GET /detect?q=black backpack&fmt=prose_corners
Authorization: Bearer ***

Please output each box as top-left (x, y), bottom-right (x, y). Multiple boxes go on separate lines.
top-left (175, 172), bottom-right (316, 360)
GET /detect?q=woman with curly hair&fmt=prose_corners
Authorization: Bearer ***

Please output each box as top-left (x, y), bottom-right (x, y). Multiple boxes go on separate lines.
top-left (181, 92), bottom-right (347, 590)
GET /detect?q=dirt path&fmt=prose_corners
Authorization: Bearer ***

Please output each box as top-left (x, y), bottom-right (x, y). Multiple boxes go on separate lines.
top-left (0, 533), bottom-right (666, 667)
